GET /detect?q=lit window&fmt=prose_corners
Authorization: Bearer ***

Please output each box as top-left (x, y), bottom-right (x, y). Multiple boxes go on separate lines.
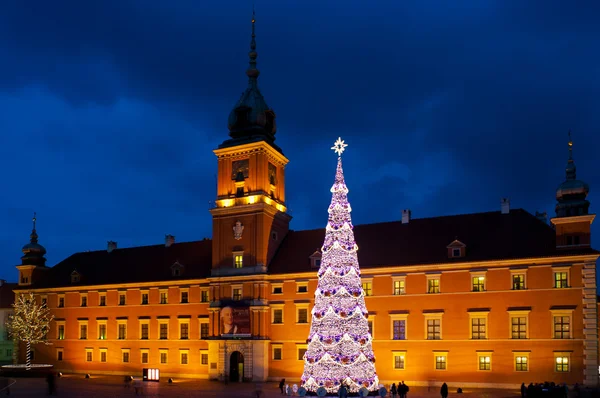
top-left (201, 290), bottom-right (209, 302)
top-left (232, 288), bottom-right (242, 301)
top-left (57, 324), bottom-right (65, 340)
top-left (393, 280), bottom-right (405, 295)
top-left (234, 254), bottom-right (243, 268)
top-left (427, 319), bottom-right (441, 340)
top-left (511, 317), bottom-right (527, 339)
top-left (554, 272), bottom-right (569, 288)
top-left (515, 356), bottom-right (528, 371)
top-left (393, 352), bottom-right (405, 370)
top-left (555, 356), bottom-right (569, 372)
top-left (478, 355), bottom-right (491, 371)
top-left (98, 324), bottom-right (107, 340)
top-left (435, 355), bottom-right (446, 370)
top-left (427, 278), bottom-right (440, 294)
top-left (362, 282), bottom-right (372, 296)
top-left (554, 316), bottom-right (571, 339)
top-left (512, 274), bottom-right (525, 290)
top-left (472, 276), bottom-right (485, 292)
top-left (471, 318), bottom-right (486, 340)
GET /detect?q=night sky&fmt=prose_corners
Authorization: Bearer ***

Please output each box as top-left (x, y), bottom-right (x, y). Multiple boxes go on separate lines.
top-left (1, 1), bottom-right (599, 284)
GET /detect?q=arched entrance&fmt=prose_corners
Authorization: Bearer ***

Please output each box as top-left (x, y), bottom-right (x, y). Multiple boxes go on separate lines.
top-left (229, 351), bottom-right (244, 382)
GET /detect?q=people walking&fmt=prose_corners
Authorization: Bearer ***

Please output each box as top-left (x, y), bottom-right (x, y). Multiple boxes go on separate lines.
top-left (390, 383), bottom-right (397, 398)
top-left (46, 372), bottom-right (56, 395)
top-left (440, 383), bottom-right (448, 398)
top-left (279, 379), bottom-right (286, 395)
top-left (520, 382), bottom-right (526, 398)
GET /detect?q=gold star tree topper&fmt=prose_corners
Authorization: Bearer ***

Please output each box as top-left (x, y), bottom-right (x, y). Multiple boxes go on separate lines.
top-left (331, 137), bottom-right (348, 156)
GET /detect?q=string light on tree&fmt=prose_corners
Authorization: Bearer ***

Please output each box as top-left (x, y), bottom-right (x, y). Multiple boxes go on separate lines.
top-left (301, 137), bottom-right (379, 394)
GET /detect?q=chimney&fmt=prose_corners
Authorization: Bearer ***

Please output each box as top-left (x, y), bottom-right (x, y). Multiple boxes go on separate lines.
top-left (402, 209), bottom-right (411, 224)
top-left (165, 234), bottom-right (175, 247)
top-left (501, 198), bottom-right (510, 214)
top-left (107, 241), bottom-right (117, 253)
top-left (535, 211), bottom-right (548, 224)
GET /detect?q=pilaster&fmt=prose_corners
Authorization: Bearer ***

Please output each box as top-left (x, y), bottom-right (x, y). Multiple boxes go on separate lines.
top-left (581, 261), bottom-right (599, 387)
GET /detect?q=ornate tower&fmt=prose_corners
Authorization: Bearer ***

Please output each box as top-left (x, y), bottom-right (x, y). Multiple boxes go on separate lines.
top-left (550, 133), bottom-right (595, 248)
top-left (210, 11), bottom-right (292, 275)
top-left (17, 213), bottom-right (48, 286)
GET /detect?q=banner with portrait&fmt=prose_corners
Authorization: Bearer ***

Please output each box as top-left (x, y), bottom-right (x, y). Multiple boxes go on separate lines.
top-left (220, 306), bottom-right (251, 336)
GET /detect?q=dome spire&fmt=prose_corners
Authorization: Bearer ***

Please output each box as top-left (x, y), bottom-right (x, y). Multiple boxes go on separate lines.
top-left (30, 211), bottom-right (38, 244)
top-left (566, 130), bottom-right (576, 181)
top-left (246, 6), bottom-right (260, 85)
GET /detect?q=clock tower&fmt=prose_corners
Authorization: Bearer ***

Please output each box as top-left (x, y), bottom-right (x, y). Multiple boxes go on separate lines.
top-left (210, 11), bottom-right (291, 276)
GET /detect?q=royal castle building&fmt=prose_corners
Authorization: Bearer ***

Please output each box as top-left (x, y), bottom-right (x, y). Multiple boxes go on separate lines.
top-left (13, 15), bottom-right (599, 389)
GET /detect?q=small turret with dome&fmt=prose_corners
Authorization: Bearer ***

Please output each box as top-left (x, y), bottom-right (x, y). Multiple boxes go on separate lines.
top-left (20, 212), bottom-right (47, 267)
top-left (555, 132), bottom-right (590, 218)
top-left (221, 9), bottom-right (281, 153)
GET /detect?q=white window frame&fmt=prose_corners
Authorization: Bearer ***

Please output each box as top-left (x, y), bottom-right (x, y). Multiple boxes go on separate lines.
top-left (508, 309), bottom-right (530, 339)
top-left (392, 350), bottom-right (406, 370)
top-left (85, 348), bottom-right (93, 362)
top-left (390, 314), bottom-right (408, 340)
top-left (271, 283), bottom-right (283, 295)
top-left (200, 349), bottom-right (209, 366)
top-left (99, 292), bottom-right (107, 306)
top-left (424, 312), bottom-right (443, 340)
top-left (139, 319), bottom-right (150, 340)
top-left (470, 272), bottom-right (487, 292)
top-left (56, 320), bottom-right (66, 340)
top-left (233, 250), bottom-right (244, 268)
top-left (117, 319), bottom-right (127, 340)
top-left (477, 351), bottom-right (492, 371)
top-left (296, 303), bottom-right (310, 324)
top-left (178, 319), bottom-right (190, 340)
top-left (392, 276), bottom-right (406, 295)
top-left (271, 304), bottom-right (284, 325)
top-left (118, 291), bottom-right (126, 306)
top-left (426, 274), bottom-right (441, 294)
top-left (80, 293), bottom-right (88, 307)
top-left (469, 311), bottom-right (489, 340)
top-left (141, 290), bottom-right (149, 305)
top-left (159, 289), bottom-right (168, 304)
top-left (550, 309), bottom-right (574, 340)
top-left (97, 319), bottom-right (108, 340)
top-left (199, 318), bottom-right (210, 339)
top-left (200, 289), bottom-right (209, 303)
top-left (513, 351), bottom-right (529, 372)
top-left (296, 281), bottom-right (309, 294)
top-left (121, 348), bottom-right (131, 363)
top-left (140, 348), bottom-right (149, 364)
top-left (159, 349), bottom-right (168, 364)
top-left (78, 320), bottom-right (89, 340)
top-left (297, 344), bottom-right (308, 361)
top-left (180, 288), bottom-right (189, 304)
top-left (180, 349), bottom-right (189, 365)
top-left (158, 320), bottom-right (169, 340)
top-left (433, 351), bottom-right (448, 370)
top-left (510, 269), bottom-right (527, 290)
top-left (99, 348), bottom-right (108, 363)
top-left (272, 343), bottom-right (283, 361)
top-left (552, 267), bottom-right (570, 288)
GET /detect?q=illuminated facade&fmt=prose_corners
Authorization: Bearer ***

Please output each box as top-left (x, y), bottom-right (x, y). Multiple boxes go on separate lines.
top-left (14, 15), bottom-right (599, 389)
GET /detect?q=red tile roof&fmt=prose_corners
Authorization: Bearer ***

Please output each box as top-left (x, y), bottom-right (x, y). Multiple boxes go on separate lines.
top-left (29, 209), bottom-right (597, 289)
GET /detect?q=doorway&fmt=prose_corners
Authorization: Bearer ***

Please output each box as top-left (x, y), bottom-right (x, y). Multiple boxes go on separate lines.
top-left (229, 351), bottom-right (244, 382)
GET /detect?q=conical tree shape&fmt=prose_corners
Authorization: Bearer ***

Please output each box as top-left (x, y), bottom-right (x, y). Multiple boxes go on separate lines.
top-left (301, 156), bottom-right (379, 393)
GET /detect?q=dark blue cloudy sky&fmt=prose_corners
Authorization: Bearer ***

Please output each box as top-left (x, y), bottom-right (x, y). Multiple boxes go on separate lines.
top-left (0, 1), bottom-right (599, 283)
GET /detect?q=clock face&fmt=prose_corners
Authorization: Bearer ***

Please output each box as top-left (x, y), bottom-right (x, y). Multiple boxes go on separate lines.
top-left (231, 159), bottom-right (249, 180)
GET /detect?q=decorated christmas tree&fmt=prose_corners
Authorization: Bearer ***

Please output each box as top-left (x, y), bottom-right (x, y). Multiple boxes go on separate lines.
top-left (301, 138), bottom-right (379, 394)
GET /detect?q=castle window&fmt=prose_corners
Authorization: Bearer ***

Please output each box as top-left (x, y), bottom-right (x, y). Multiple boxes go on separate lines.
top-left (362, 279), bottom-right (373, 296)
top-left (179, 321), bottom-right (189, 340)
top-left (553, 268), bottom-right (570, 288)
top-left (98, 321), bottom-right (107, 340)
top-left (297, 346), bottom-right (307, 361)
top-left (272, 344), bottom-right (283, 361)
top-left (201, 290), bottom-right (209, 303)
top-left (119, 293), bottom-right (126, 306)
top-left (511, 273), bottom-right (526, 290)
top-left (160, 349), bottom-right (168, 364)
top-left (200, 320), bottom-right (209, 339)
top-left (478, 354), bottom-right (492, 371)
top-left (56, 322), bottom-right (65, 340)
top-left (99, 294), bottom-right (106, 306)
top-left (427, 275), bottom-right (440, 294)
top-left (297, 282), bottom-right (308, 293)
top-left (555, 353), bottom-right (570, 372)
top-left (232, 287), bottom-right (242, 301)
top-left (71, 271), bottom-right (80, 283)
top-left (80, 294), bottom-right (87, 307)
top-left (118, 321), bottom-right (127, 340)
top-left (233, 252), bottom-right (244, 268)
top-left (434, 353), bottom-right (447, 370)
top-left (200, 350), bottom-right (208, 365)
top-left (392, 277), bottom-right (406, 295)
top-left (140, 322), bottom-right (149, 340)
top-left (58, 295), bottom-right (65, 308)
top-left (514, 353), bottom-right (529, 371)
top-left (85, 348), bottom-right (93, 362)
top-left (393, 351), bottom-right (406, 370)
top-left (471, 272), bottom-right (486, 292)
top-left (452, 248), bottom-right (461, 257)
top-left (171, 262), bottom-right (185, 277)
top-left (101, 350), bottom-right (107, 363)
top-left (141, 291), bottom-right (149, 305)
top-left (141, 349), bottom-right (149, 364)
top-left (309, 251), bottom-right (322, 269)
top-left (122, 349), bottom-right (130, 363)
top-left (160, 290), bottom-right (168, 304)
top-left (272, 284), bottom-right (283, 295)
top-left (180, 290), bottom-right (189, 304)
